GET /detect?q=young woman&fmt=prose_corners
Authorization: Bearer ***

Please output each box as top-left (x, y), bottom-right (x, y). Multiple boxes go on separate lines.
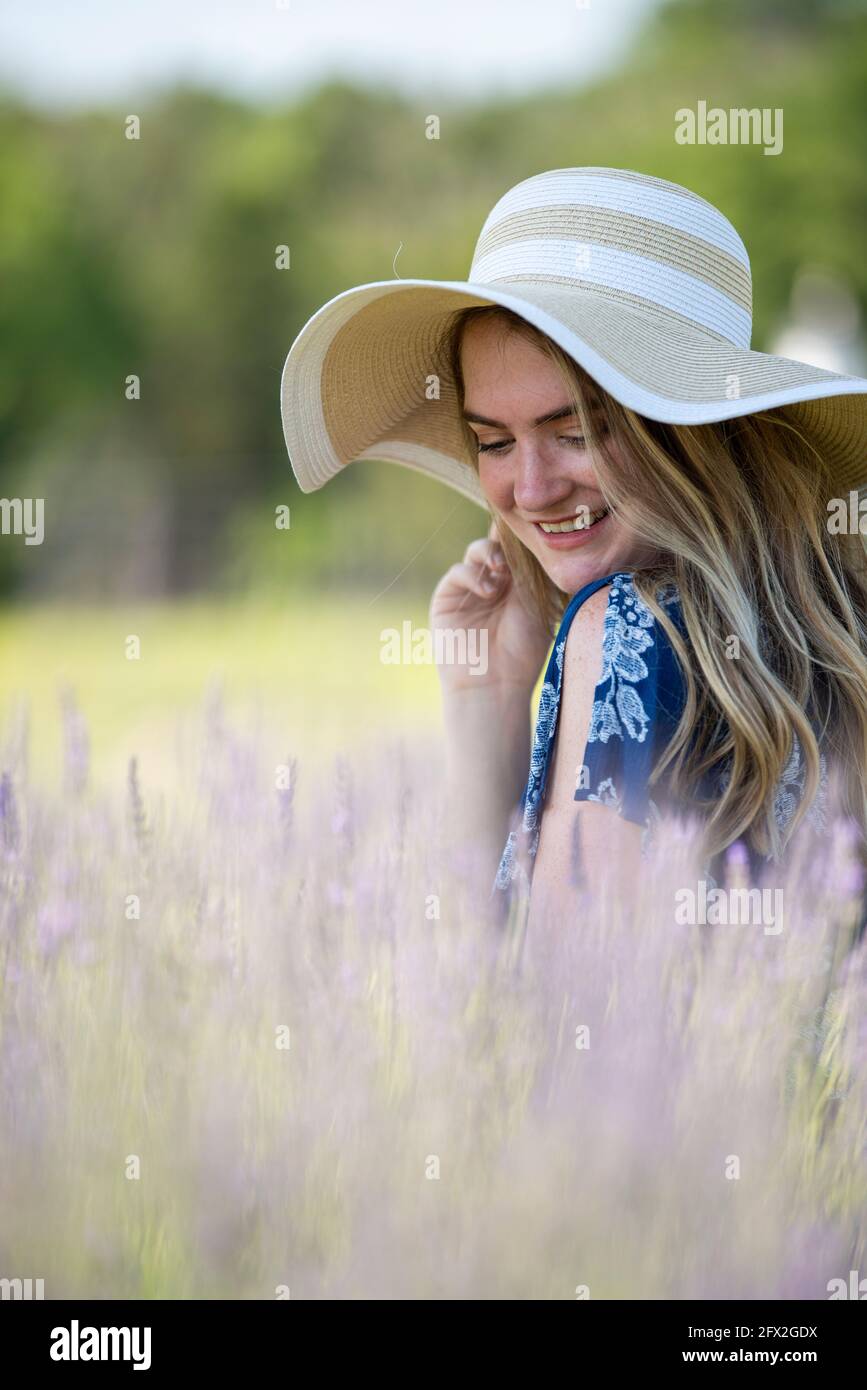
top-left (280, 167), bottom-right (867, 931)
top-left (432, 304), bottom-right (867, 929)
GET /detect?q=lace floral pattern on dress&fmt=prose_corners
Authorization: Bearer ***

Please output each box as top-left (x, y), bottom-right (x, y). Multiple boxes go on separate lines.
top-left (587, 572), bottom-right (655, 745)
top-left (716, 734), bottom-right (829, 844)
top-left (492, 570), bottom-right (828, 898)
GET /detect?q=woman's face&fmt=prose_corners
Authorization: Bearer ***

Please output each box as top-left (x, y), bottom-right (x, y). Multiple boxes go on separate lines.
top-left (460, 318), bottom-right (658, 595)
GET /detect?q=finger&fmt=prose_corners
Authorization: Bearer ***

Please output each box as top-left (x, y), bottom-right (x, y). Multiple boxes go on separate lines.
top-left (462, 537), bottom-right (494, 566)
top-left (463, 536), bottom-right (508, 571)
top-left (449, 560), bottom-right (508, 600)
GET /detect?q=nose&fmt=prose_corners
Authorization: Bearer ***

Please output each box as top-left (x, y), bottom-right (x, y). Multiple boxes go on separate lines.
top-left (510, 436), bottom-right (575, 513)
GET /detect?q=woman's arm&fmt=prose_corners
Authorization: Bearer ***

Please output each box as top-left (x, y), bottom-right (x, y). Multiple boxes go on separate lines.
top-left (528, 585), bottom-right (643, 931)
top-left (430, 524), bottom-right (553, 892)
top-left (440, 680), bottom-right (532, 880)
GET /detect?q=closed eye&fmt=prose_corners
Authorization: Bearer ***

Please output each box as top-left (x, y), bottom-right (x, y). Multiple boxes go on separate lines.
top-left (477, 435), bottom-right (587, 454)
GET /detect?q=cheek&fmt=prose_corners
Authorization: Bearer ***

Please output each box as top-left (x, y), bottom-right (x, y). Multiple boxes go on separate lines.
top-left (477, 459), bottom-right (513, 507)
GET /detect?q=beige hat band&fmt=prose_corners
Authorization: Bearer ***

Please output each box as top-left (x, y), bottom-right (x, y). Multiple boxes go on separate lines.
top-left (471, 206), bottom-right (751, 316)
top-left (470, 236), bottom-right (751, 347)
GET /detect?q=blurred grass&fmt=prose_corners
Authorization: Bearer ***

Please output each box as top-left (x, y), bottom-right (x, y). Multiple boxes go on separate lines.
top-left (0, 597), bottom-right (465, 792)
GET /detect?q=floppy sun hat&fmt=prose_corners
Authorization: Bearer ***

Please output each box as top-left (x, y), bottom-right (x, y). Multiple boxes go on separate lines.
top-left (280, 167), bottom-right (867, 510)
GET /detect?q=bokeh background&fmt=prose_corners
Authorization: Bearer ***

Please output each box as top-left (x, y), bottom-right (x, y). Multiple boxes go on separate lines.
top-left (1, 0), bottom-right (865, 782)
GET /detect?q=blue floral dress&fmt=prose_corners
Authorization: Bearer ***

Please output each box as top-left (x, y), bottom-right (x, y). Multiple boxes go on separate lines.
top-left (492, 570), bottom-right (827, 903)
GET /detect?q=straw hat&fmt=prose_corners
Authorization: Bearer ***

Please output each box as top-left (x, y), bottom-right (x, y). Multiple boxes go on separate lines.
top-left (280, 167), bottom-right (867, 510)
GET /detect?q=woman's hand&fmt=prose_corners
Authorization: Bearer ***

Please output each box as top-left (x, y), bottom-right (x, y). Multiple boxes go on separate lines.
top-left (429, 520), bottom-right (553, 694)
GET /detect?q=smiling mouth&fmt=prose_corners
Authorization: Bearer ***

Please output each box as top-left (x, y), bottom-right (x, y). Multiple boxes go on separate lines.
top-left (533, 507), bottom-right (610, 534)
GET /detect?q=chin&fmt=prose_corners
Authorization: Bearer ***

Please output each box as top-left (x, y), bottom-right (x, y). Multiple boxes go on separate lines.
top-left (536, 547), bottom-right (624, 595)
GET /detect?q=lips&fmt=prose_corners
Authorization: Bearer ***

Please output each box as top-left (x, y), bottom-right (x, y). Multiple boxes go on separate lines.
top-left (532, 508), bottom-right (612, 549)
top-left (534, 506), bottom-right (610, 534)
top-left (531, 503), bottom-right (608, 520)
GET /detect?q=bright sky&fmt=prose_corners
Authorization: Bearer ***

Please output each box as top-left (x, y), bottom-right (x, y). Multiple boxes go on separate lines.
top-left (0, 0), bottom-right (659, 108)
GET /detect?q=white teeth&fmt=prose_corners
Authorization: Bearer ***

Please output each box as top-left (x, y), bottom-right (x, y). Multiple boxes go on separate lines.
top-left (539, 508), bottom-right (608, 533)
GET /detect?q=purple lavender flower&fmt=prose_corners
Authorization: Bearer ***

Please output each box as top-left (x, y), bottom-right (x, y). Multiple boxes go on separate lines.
top-left (0, 771), bottom-right (20, 853)
top-left (59, 685), bottom-right (89, 796)
top-left (127, 756), bottom-right (149, 855)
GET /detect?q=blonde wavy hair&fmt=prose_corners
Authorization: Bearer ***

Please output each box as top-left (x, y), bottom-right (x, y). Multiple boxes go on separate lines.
top-left (442, 303), bottom-right (867, 864)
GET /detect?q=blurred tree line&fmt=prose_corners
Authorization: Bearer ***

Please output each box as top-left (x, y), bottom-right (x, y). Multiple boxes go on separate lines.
top-left (0, 0), bottom-right (865, 599)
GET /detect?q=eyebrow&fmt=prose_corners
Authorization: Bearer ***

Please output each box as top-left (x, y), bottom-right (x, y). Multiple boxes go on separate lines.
top-left (462, 404), bottom-right (581, 429)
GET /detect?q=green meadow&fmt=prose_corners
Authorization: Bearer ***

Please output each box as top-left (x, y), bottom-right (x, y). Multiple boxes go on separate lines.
top-left (0, 598), bottom-right (456, 792)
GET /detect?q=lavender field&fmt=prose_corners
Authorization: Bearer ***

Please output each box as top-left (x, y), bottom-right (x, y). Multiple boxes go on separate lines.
top-left (1, 661), bottom-right (866, 1299)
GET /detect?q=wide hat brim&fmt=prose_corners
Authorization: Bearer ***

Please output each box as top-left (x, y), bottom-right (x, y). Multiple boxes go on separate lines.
top-left (280, 276), bottom-right (867, 510)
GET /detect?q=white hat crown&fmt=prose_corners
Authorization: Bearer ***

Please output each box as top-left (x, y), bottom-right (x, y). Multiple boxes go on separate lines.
top-left (468, 167), bottom-right (753, 349)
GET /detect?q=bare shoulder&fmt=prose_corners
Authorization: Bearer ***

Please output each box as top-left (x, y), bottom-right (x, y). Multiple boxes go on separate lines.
top-left (562, 582), bottom-right (611, 677)
top-left (530, 581), bottom-right (642, 907)
top-left (544, 583), bottom-right (611, 812)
